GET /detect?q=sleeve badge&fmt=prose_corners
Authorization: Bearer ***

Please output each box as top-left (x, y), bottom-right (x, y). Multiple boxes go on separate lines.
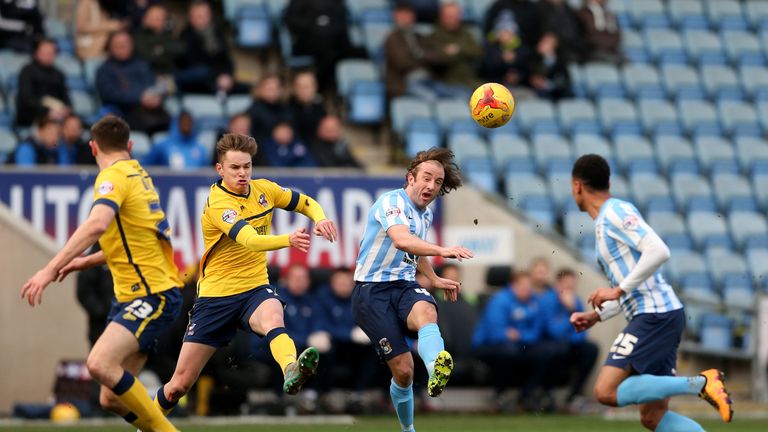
top-left (98, 181), bottom-right (114, 195)
top-left (222, 209), bottom-right (238, 224)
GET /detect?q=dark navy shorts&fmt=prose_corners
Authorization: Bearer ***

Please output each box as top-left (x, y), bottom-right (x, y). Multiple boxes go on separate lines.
top-left (604, 308), bottom-right (685, 376)
top-left (183, 285), bottom-right (284, 348)
top-left (351, 280), bottom-right (437, 361)
top-left (107, 288), bottom-right (183, 353)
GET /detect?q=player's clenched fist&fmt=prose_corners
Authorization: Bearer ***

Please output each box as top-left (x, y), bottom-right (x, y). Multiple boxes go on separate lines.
top-left (289, 228), bottom-right (311, 252)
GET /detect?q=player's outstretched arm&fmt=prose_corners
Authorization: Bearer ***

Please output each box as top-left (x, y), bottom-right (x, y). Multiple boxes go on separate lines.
top-left (386, 225), bottom-right (474, 260)
top-left (417, 258), bottom-right (461, 302)
top-left (233, 222), bottom-right (311, 253)
top-left (57, 250), bottom-right (107, 282)
top-left (21, 204), bottom-right (115, 307)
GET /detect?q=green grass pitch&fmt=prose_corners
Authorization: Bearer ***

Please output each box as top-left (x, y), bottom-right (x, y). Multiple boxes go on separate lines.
top-left (3, 415), bottom-right (764, 432)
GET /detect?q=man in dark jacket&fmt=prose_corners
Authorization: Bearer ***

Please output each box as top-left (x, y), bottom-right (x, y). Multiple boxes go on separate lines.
top-left (16, 39), bottom-right (72, 127)
top-left (95, 30), bottom-right (170, 134)
top-left (288, 70), bottom-right (326, 144)
top-left (426, 2), bottom-right (482, 93)
top-left (284, 0), bottom-right (353, 93)
top-left (133, 4), bottom-right (184, 77)
top-left (176, 0), bottom-right (247, 95)
top-left (248, 75), bottom-right (293, 142)
top-left (309, 115), bottom-right (361, 168)
top-left (61, 115), bottom-right (95, 165)
top-left (384, 4), bottom-right (431, 99)
top-left (0, 0), bottom-right (44, 52)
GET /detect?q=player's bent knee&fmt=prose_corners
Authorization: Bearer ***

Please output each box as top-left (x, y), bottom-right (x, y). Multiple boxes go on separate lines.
top-left (391, 363), bottom-right (414, 386)
top-left (86, 355), bottom-right (111, 384)
top-left (594, 385), bottom-right (617, 407)
top-left (640, 410), bottom-right (665, 430)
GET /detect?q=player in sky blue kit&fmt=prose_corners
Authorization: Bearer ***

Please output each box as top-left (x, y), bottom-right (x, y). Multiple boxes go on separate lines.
top-left (568, 155), bottom-right (733, 431)
top-left (353, 148), bottom-right (473, 432)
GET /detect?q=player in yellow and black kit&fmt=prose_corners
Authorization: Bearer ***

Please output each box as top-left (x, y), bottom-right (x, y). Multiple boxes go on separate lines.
top-left (150, 134), bottom-right (338, 415)
top-left (21, 117), bottom-right (181, 432)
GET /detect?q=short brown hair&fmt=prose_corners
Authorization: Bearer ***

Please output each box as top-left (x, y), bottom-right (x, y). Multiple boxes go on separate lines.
top-left (556, 268), bottom-right (577, 281)
top-left (511, 270), bottom-right (530, 283)
top-left (215, 133), bottom-right (257, 162)
top-left (91, 116), bottom-right (130, 152)
top-left (404, 147), bottom-right (463, 195)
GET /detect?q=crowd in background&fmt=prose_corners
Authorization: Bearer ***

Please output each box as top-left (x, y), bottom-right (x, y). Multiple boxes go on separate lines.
top-left (1, 0), bottom-right (622, 169)
top-left (71, 255), bottom-right (598, 416)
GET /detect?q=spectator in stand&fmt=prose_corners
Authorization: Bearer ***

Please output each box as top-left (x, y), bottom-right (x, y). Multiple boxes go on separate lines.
top-left (472, 271), bottom-right (553, 412)
top-left (309, 115), bottom-right (361, 168)
top-left (284, 0), bottom-right (354, 93)
top-left (134, 4), bottom-right (184, 80)
top-left (248, 75), bottom-right (293, 141)
top-left (0, 0), bottom-right (44, 52)
top-left (539, 269), bottom-right (598, 411)
top-left (75, 0), bottom-right (127, 60)
top-left (484, 0), bottom-right (543, 51)
top-left (479, 9), bottom-right (529, 89)
top-left (529, 257), bottom-right (552, 296)
top-left (314, 267), bottom-right (378, 413)
top-left (262, 122), bottom-right (316, 168)
top-left (384, 3), bottom-right (434, 100)
top-left (125, 0), bottom-right (161, 31)
top-left (176, 0), bottom-right (247, 95)
top-left (289, 70), bottom-right (326, 145)
top-left (142, 111), bottom-right (209, 170)
top-left (577, 0), bottom-right (622, 64)
top-left (15, 39), bottom-right (72, 127)
top-left (11, 118), bottom-right (64, 166)
top-left (538, 0), bottom-right (584, 63)
top-left (424, 2), bottom-right (482, 98)
top-left (61, 115), bottom-right (94, 165)
top-left (95, 31), bottom-right (170, 135)
top-left (528, 32), bottom-right (572, 101)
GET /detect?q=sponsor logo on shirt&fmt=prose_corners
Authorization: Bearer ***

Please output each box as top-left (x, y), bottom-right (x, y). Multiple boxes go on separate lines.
top-left (622, 214), bottom-right (639, 231)
top-left (98, 181), bottom-right (113, 195)
top-left (385, 207), bottom-right (401, 218)
top-left (222, 209), bottom-right (238, 224)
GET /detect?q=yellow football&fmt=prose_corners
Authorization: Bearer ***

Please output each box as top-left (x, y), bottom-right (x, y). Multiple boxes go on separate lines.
top-left (469, 82), bottom-right (515, 128)
top-left (50, 403), bottom-right (80, 423)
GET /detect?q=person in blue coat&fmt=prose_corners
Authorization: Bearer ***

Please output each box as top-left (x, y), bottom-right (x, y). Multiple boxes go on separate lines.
top-left (261, 123), bottom-right (317, 168)
top-left (539, 268), bottom-right (598, 409)
top-left (142, 111), bottom-right (210, 170)
top-left (472, 271), bottom-right (552, 411)
top-left (314, 267), bottom-right (380, 412)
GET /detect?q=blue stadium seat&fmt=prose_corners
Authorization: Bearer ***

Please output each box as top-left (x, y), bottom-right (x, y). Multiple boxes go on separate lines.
top-left (622, 63), bottom-right (664, 99)
top-left (747, 250), bottom-right (768, 281)
top-left (557, 99), bottom-right (597, 134)
top-left (435, 99), bottom-right (470, 131)
top-left (345, 0), bottom-right (390, 23)
top-left (490, 135), bottom-right (531, 172)
top-left (666, 252), bottom-right (707, 284)
top-left (630, 0), bottom-right (665, 27)
top-left (707, 0), bottom-right (748, 31)
top-left (224, 0), bottom-right (263, 22)
top-left (516, 99), bottom-right (556, 134)
top-left (738, 66), bottom-right (768, 99)
top-left (694, 137), bottom-right (737, 172)
top-left (746, 0), bottom-right (768, 28)
top-left (520, 196), bottom-right (555, 229)
top-left (70, 90), bottom-right (98, 122)
top-left (630, 173), bottom-right (670, 208)
top-left (347, 81), bottom-right (385, 124)
top-left (713, 174), bottom-right (754, 210)
top-left (688, 211), bottom-right (729, 249)
top-left (225, 94), bottom-right (252, 116)
top-left (702, 65), bottom-right (744, 101)
top-left (672, 174), bottom-right (713, 211)
top-left (647, 211), bottom-right (688, 238)
top-left (735, 137), bottom-right (768, 172)
top-left (448, 135), bottom-right (489, 166)
top-left (532, 134), bottom-right (571, 170)
top-left (723, 31), bottom-right (764, 66)
top-left (729, 212), bottom-right (768, 249)
top-left (680, 273), bottom-right (720, 306)
top-left (646, 29), bottom-right (688, 64)
top-left (662, 65), bottom-right (705, 100)
top-left (668, 0), bottom-right (708, 29)
top-left (463, 158), bottom-right (498, 194)
top-left (362, 22), bottom-right (390, 62)
top-left (129, 131), bottom-right (152, 159)
top-left (0, 51), bottom-right (29, 85)
top-left (615, 136), bottom-right (654, 171)
top-left (83, 56), bottom-right (104, 89)
top-left (404, 118), bottom-right (440, 158)
top-left (584, 63), bottom-right (624, 98)
top-left (563, 211), bottom-right (595, 244)
top-left (638, 99), bottom-right (680, 135)
top-left (0, 127), bottom-right (18, 164)
top-left (707, 249), bottom-right (749, 284)
top-left (236, 5), bottom-right (272, 48)
top-left (718, 100), bottom-right (761, 137)
top-left (656, 136), bottom-right (696, 172)
top-left (598, 99), bottom-right (639, 136)
top-left (390, 97), bottom-right (431, 134)
top-left (336, 59), bottom-right (379, 98)
top-left (55, 55), bottom-right (87, 90)
top-left (506, 175), bottom-right (548, 209)
top-left (181, 95), bottom-right (227, 130)
top-left (610, 175), bottom-right (631, 200)
top-left (0, 96), bottom-right (10, 127)
top-left (677, 100), bottom-right (720, 137)
top-left (622, 29), bottom-right (650, 63)
top-left (573, 133), bottom-right (613, 161)
top-left (684, 30), bottom-right (727, 65)
top-left (700, 314), bottom-right (733, 351)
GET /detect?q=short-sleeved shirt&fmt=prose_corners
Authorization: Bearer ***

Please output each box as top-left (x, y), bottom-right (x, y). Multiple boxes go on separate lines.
top-left (92, 160), bottom-right (181, 302)
top-left (198, 179), bottom-right (300, 297)
top-left (595, 198), bottom-right (683, 320)
top-left (354, 188), bottom-right (433, 282)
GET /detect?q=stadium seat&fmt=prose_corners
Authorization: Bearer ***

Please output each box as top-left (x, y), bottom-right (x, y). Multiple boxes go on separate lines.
top-left (225, 94), bottom-right (252, 116)
top-left (557, 99), bottom-right (597, 134)
top-left (181, 95), bottom-right (226, 130)
top-left (336, 59), bottom-right (379, 98)
top-left (746, 0), bottom-right (768, 27)
top-left (563, 211), bottom-right (595, 244)
top-left (630, 0), bottom-right (665, 26)
top-left (662, 65), bottom-right (704, 100)
top-left (638, 99), bottom-right (680, 135)
top-left (747, 250), bottom-right (768, 280)
top-left (129, 132), bottom-right (152, 159)
top-left (573, 133), bottom-right (613, 161)
top-left (490, 135), bottom-right (531, 172)
top-left (463, 158), bottom-right (498, 194)
top-left (362, 22), bottom-right (390, 61)
top-left (729, 212), bottom-right (768, 249)
top-left (655, 136), bottom-right (696, 172)
top-left (346, 81), bottom-right (385, 124)
top-left (630, 174), bottom-right (670, 209)
top-left (55, 55), bottom-right (87, 90)
top-left (505, 175), bottom-right (548, 208)
top-left (404, 118), bottom-right (440, 158)
top-left (236, 5), bottom-right (272, 48)
top-left (435, 99), bottom-right (471, 131)
top-left (706, 0), bottom-right (747, 31)
top-left (598, 99), bottom-right (639, 136)
top-left (701, 65), bottom-right (743, 101)
top-left (672, 174), bottom-right (713, 211)
top-left (449, 135), bottom-right (489, 165)
top-left (223, 0), bottom-right (263, 22)
top-left (646, 29), bottom-right (687, 64)
top-left (622, 29), bottom-right (650, 63)
top-left (345, 0), bottom-right (389, 22)
top-left (694, 137), bottom-right (736, 172)
top-left (390, 97), bottom-right (431, 134)
top-left (583, 63), bottom-right (624, 98)
top-left (735, 137), bottom-right (768, 172)
top-left (713, 174), bottom-right (754, 210)
top-left (0, 127), bottom-right (17, 164)
top-left (666, 252), bottom-right (708, 284)
top-left (723, 31), bottom-right (764, 66)
top-left (688, 211), bottom-right (729, 249)
top-left (622, 63), bottom-right (664, 99)
top-left (647, 212), bottom-right (688, 238)
top-left (680, 273), bottom-right (720, 306)
top-left (707, 249), bottom-right (749, 284)
top-left (520, 195), bottom-right (555, 229)
top-left (677, 100), bottom-right (720, 137)
top-left (700, 314), bottom-right (733, 351)
top-left (516, 99), bottom-right (556, 134)
top-left (615, 136), bottom-right (654, 171)
top-left (718, 100), bottom-right (761, 137)
top-left (0, 97), bottom-right (10, 127)
top-left (610, 175), bottom-right (630, 200)
top-left (668, 0), bottom-right (707, 29)
top-left (70, 90), bottom-right (98, 121)
top-left (532, 134), bottom-right (571, 170)
top-left (684, 30), bottom-right (727, 65)
top-left (738, 66), bottom-right (768, 99)
top-left (0, 51), bottom-right (29, 84)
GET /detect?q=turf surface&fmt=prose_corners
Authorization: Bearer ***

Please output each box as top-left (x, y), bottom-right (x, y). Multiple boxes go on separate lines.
top-left (3, 414), bottom-right (764, 432)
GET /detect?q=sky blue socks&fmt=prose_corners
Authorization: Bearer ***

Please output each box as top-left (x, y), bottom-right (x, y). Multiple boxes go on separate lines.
top-left (417, 323), bottom-right (444, 375)
top-left (617, 375), bottom-right (706, 406)
top-left (656, 410), bottom-right (705, 431)
top-left (390, 379), bottom-right (415, 432)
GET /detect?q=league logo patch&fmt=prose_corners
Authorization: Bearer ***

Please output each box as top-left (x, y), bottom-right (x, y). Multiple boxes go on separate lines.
top-left (259, 193), bottom-right (268, 208)
top-left (98, 181), bottom-right (113, 195)
top-left (622, 214), bottom-right (640, 231)
top-left (379, 338), bottom-right (393, 355)
top-left (222, 209), bottom-right (238, 224)
top-left (385, 207), bottom-right (401, 218)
